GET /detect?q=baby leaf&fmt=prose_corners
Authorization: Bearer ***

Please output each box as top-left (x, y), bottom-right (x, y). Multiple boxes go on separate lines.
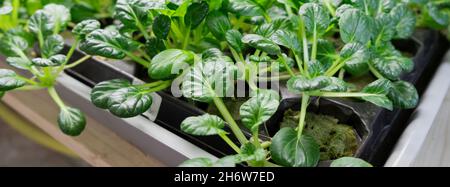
top-left (422, 2), bottom-right (449, 29)
top-left (287, 75), bottom-right (331, 93)
top-left (321, 77), bottom-right (349, 92)
top-left (43, 4), bottom-right (71, 32)
top-left (148, 49), bottom-right (195, 80)
top-left (240, 89), bottom-right (280, 133)
top-left (206, 10), bottom-right (232, 41)
top-left (330, 157), bottom-right (373, 167)
top-left (373, 13), bottom-right (396, 44)
top-left (185, 1), bottom-right (209, 29)
top-left (42, 35), bottom-right (64, 57)
top-left (239, 143), bottom-right (267, 167)
top-left (270, 30), bottom-right (301, 55)
top-left (182, 60), bottom-right (236, 102)
top-left (341, 43), bottom-right (370, 76)
top-left (299, 3), bottom-right (331, 35)
top-left (390, 4), bottom-right (416, 39)
top-left (339, 9), bottom-right (372, 44)
top-left (388, 80), bottom-right (418, 109)
top-left (0, 69), bottom-right (26, 91)
top-left (153, 14), bottom-right (171, 39)
top-left (242, 34), bottom-right (281, 55)
top-left (270, 127), bottom-right (320, 167)
top-left (225, 0), bottom-right (265, 18)
top-left (181, 114), bottom-right (226, 136)
top-left (58, 107), bottom-right (86, 136)
top-left (6, 57), bottom-right (32, 70)
top-left (361, 79), bottom-right (394, 110)
top-left (145, 37), bottom-right (167, 57)
top-left (107, 87), bottom-right (153, 118)
top-left (179, 156), bottom-right (237, 167)
top-left (28, 10), bottom-right (55, 37)
top-left (31, 55), bottom-right (66, 67)
top-left (115, 0), bottom-right (155, 31)
top-left (317, 39), bottom-right (337, 70)
top-left (80, 29), bottom-right (140, 59)
top-left (91, 79), bottom-right (132, 109)
top-left (372, 56), bottom-right (413, 80)
top-left (0, 36), bottom-right (28, 57)
top-left (73, 19), bottom-right (101, 39)
top-left (226, 29), bottom-right (244, 53)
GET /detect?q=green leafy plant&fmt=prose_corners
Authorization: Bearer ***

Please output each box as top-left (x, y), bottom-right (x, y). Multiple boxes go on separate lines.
top-left (0, 4), bottom-right (97, 136)
top-left (82, 0), bottom-right (431, 167)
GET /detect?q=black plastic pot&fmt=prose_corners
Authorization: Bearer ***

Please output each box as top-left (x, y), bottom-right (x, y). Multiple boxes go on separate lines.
top-left (64, 29), bottom-right (449, 166)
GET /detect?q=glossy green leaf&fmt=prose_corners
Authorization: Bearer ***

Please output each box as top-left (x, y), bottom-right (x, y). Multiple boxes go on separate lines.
top-left (330, 157), bottom-right (373, 167)
top-left (255, 19), bottom-right (287, 38)
top-left (242, 34), bottom-right (281, 55)
top-left (316, 39), bottom-right (337, 70)
top-left (270, 30), bottom-right (301, 55)
top-left (43, 4), bottom-right (71, 32)
top-left (0, 36), bottom-right (28, 57)
top-left (42, 35), bottom-right (64, 57)
top-left (351, 0), bottom-right (379, 16)
top-left (341, 43), bottom-right (370, 76)
top-left (182, 60), bottom-right (236, 102)
top-left (31, 55), bottom-right (66, 67)
top-left (0, 69), bottom-right (26, 91)
top-left (153, 14), bottom-right (171, 39)
top-left (148, 49), bottom-right (195, 80)
top-left (388, 80), bottom-right (418, 109)
top-left (202, 48), bottom-right (234, 63)
top-left (73, 19), bottom-right (101, 39)
top-left (239, 143), bottom-right (267, 166)
top-left (361, 79), bottom-right (394, 110)
top-left (28, 10), bottom-right (55, 36)
top-left (225, 0), bottom-right (265, 18)
top-left (91, 79), bottom-right (132, 109)
top-left (422, 2), bottom-right (449, 28)
top-left (372, 56), bottom-right (413, 80)
top-left (206, 10), bottom-right (232, 41)
top-left (321, 77), bottom-right (349, 92)
top-left (58, 107), bottom-right (86, 136)
top-left (339, 9), bottom-right (372, 44)
top-left (307, 60), bottom-right (327, 77)
top-left (185, 1), bottom-right (209, 29)
top-left (287, 75), bottom-right (331, 93)
top-left (240, 89), bottom-right (280, 133)
top-left (114, 0), bottom-right (156, 30)
top-left (390, 4), bottom-right (416, 39)
top-left (107, 87), bottom-right (153, 118)
top-left (299, 3), bottom-right (331, 35)
top-left (373, 13), bottom-right (395, 44)
top-left (226, 29), bottom-right (244, 53)
top-left (179, 156), bottom-right (237, 167)
top-left (145, 37), bottom-right (167, 57)
top-left (6, 57), bottom-right (31, 70)
top-left (270, 127), bottom-right (320, 167)
top-left (181, 114), bottom-right (226, 136)
top-left (79, 29), bottom-right (140, 59)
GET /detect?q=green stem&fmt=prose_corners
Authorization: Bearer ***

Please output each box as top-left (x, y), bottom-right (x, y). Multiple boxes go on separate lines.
top-left (182, 26), bottom-right (192, 50)
top-left (264, 161), bottom-right (281, 167)
top-left (125, 52), bottom-right (150, 68)
top-left (212, 97), bottom-right (248, 145)
top-left (311, 25), bottom-right (318, 60)
top-left (325, 59), bottom-right (346, 76)
top-left (64, 55), bottom-right (91, 69)
top-left (298, 16), bottom-right (310, 75)
top-left (138, 48), bottom-right (152, 62)
top-left (324, 0), bottom-right (336, 17)
top-left (136, 81), bottom-right (166, 89)
top-left (294, 53), bottom-right (304, 74)
top-left (64, 39), bottom-right (80, 65)
top-left (48, 87), bottom-right (66, 109)
top-left (284, 4), bottom-right (294, 17)
top-left (368, 63), bottom-right (385, 79)
top-left (15, 76), bottom-right (39, 85)
top-left (261, 141), bottom-right (271, 149)
top-left (37, 31), bottom-right (45, 58)
top-left (258, 74), bottom-right (292, 82)
top-left (297, 95), bottom-right (310, 138)
top-left (218, 132), bottom-right (241, 154)
top-left (252, 132), bottom-right (261, 148)
top-left (16, 85), bottom-right (45, 91)
top-left (339, 69), bottom-right (345, 79)
top-left (143, 81), bottom-right (172, 93)
top-left (278, 55), bottom-right (295, 77)
top-left (11, 0), bottom-right (19, 26)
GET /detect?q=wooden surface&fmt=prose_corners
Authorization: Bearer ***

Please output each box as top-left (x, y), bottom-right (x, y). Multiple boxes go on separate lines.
top-left (1, 90), bottom-right (164, 167)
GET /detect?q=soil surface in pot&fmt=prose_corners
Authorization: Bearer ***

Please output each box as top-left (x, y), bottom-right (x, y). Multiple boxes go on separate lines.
top-left (280, 109), bottom-right (359, 161)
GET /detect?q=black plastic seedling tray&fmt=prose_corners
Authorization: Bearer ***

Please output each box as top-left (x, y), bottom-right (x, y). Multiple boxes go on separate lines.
top-left (64, 29), bottom-right (449, 166)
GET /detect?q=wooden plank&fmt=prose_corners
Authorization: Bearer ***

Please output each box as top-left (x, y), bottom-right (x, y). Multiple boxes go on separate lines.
top-left (2, 90), bottom-right (164, 167)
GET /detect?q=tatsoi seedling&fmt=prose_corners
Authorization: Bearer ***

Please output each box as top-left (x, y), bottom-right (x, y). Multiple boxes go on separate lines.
top-left (0, 4), bottom-right (97, 136)
top-left (72, 0), bottom-right (439, 167)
